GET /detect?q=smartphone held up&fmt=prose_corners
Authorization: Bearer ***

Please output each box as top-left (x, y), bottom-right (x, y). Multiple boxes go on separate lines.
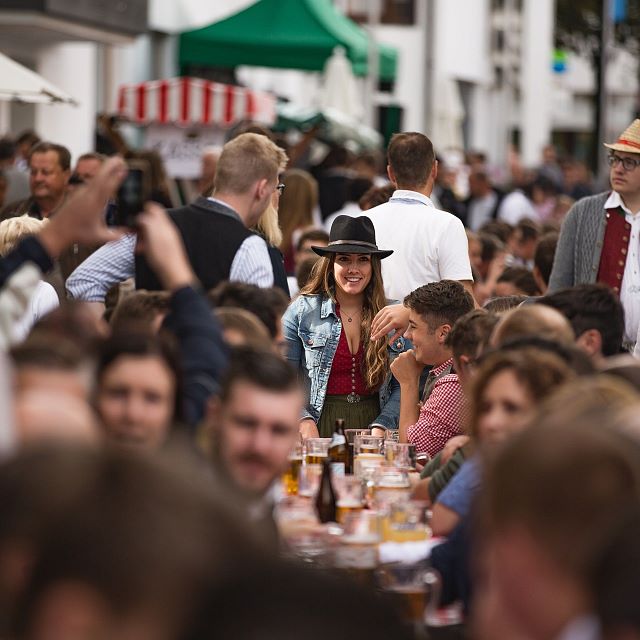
top-left (114, 160), bottom-right (152, 227)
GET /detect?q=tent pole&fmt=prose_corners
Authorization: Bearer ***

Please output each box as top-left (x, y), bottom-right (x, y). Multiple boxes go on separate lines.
top-left (365, 0), bottom-right (382, 130)
top-left (423, 0), bottom-right (436, 136)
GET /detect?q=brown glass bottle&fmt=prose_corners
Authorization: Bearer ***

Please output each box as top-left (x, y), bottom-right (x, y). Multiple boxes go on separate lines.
top-left (315, 459), bottom-right (338, 523)
top-left (329, 418), bottom-right (349, 475)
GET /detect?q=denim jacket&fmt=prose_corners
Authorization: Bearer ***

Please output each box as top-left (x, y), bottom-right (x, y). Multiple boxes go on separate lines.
top-left (282, 294), bottom-right (409, 429)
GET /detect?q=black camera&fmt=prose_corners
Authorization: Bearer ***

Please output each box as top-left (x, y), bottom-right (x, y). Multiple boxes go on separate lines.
top-left (114, 160), bottom-right (152, 227)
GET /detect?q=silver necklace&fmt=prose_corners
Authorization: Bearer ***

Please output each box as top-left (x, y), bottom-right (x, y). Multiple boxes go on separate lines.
top-left (341, 307), bottom-right (362, 323)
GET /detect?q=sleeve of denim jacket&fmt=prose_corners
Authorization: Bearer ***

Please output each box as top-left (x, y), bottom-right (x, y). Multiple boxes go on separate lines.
top-left (371, 334), bottom-right (410, 429)
top-left (282, 298), bottom-right (316, 423)
top-left (373, 373), bottom-right (401, 429)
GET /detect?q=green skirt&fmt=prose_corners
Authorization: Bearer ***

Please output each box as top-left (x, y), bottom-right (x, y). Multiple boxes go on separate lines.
top-left (317, 394), bottom-right (380, 438)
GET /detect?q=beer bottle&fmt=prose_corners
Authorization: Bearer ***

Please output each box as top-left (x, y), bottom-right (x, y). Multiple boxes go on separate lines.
top-left (315, 459), bottom-right (338, 523)
top-left (329, 418), bottom-right (349, 476)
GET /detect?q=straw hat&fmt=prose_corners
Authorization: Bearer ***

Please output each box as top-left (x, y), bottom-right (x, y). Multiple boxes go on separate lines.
top-left (604, 119), bottom-right (640, 154)
top-left (312, 215), bottom-right (393, 259)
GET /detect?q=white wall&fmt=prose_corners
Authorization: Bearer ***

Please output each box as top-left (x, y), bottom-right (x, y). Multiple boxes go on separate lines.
top-left (109, 35), bottom-right (153, 101)
top-left (520, 0), bottom-right (554, 165)
top-left (434, 0), bottom-right (492, 84)
top-left (149, 0), bottom-right (256, 33)
top-left (34, 43), bottom-right (97, 162)
top-left (237, 67), bottom-right (322, 110)
top-left (374, 23), bottom-right (425, 132)
top-left (551, 48), bottom-right (638, 141)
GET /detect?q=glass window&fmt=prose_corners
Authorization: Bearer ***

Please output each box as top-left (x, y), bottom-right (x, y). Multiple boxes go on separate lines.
top-left (344, 0), bottom-right (416, 25)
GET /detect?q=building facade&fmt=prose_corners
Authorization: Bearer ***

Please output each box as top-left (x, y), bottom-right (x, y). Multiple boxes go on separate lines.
top-left (0, 0), bottom-right (636, 171)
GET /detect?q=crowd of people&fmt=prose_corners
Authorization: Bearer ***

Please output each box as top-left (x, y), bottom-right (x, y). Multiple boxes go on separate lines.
top-left (0, 114), bottom-right (639, 640)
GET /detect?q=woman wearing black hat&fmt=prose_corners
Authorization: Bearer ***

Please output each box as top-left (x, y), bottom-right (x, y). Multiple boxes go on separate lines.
top-left (282, 215), bottom-right (406, 438)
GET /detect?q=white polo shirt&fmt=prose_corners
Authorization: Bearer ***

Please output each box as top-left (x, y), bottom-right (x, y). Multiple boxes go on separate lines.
top-left (363, 190), bottom-right (473, 301)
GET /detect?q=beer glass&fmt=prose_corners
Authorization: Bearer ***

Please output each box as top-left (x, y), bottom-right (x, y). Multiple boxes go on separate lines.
top-left (376, 562), bottom-right (442, 629)
top-left (345, 428), bottom-right (371, 474)
top-left (334, 475), bottom-right (364, 524)
top-left (353, 435), bottom-right (384, 477)
top-left (334, 510), bottom-right (380, 589)
top-left (275, 497), bottom-right (326, 565)
top-left (381, 499), bottom-right (430, 542)
top-left (305, 437), bottom-right (331, 465)
top-left (282, 443), bottom-right (303, 495)
top-left (384, 442), bottom-right (417, 471)
top-left (373, 466), bottom-right (411, 511)
top-left (298, 464), bottom-right (323, 498)
top-left (384, 428), bottom-right (400, 443)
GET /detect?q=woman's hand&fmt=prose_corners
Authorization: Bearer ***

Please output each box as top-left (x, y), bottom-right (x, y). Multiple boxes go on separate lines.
top-left (371, 304), bottom-right (410, 343)
top-left (370, 426), bottom-right (386, 438)
top-left (299, 419), bottom-right (319, 439)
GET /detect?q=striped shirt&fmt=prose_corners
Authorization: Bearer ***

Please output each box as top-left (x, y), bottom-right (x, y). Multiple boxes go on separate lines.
top-left (66, 204), bottom-right (273, 302)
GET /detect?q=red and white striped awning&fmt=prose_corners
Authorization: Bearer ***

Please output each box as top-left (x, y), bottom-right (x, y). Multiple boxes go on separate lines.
top-left (117, 77), bottom-right (277, 127)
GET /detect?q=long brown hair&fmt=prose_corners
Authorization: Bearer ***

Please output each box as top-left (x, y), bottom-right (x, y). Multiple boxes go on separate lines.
top-left (278, 169), bottom-right (318, 253)
top-left (301, 254), bottom-right (388, 390)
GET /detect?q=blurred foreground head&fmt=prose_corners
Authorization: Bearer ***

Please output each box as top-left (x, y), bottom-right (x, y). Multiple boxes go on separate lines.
top-left (182, 562), bottom-right (413, 640)
top-left (491, 304), bottom-right (574, 348)
top-left (445, 309), bottom-right (498, 388)
top-left (95, 330), bottom-right (183, 450)
top-left (8, 444), bottom-right (256, 640)
top-left (10, 334), bottom-right (99, 447)
top-left (478, 401), bottom-right (640, 640)
top-left (467, 347), bottom-right (573, 450)
top-left (206, 346), bottom-right (303, 498)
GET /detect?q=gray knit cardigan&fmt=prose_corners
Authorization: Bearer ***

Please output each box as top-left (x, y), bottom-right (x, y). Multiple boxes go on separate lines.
top-left (547, 192), bottom-right (610, 293)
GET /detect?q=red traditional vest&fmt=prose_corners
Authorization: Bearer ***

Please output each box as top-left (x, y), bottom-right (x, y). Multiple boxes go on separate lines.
top-left (596, 206), bottom-right (632, 296)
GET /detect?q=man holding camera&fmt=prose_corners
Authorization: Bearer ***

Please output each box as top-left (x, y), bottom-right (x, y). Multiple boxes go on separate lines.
top-left (66, 133), bottom-right (286, 306)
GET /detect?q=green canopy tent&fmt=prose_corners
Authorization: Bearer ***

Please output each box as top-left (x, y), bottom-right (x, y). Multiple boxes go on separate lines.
top-left (178, 0), bottom-right (398, 82)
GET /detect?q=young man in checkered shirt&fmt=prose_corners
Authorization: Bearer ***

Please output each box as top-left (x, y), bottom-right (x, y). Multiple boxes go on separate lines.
top-left (390, 280), bottom-right (474, 457)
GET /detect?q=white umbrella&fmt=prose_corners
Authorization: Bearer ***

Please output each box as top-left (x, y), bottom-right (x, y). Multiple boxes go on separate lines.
top-left (0, 51), bottom-right (77, 105)
top-left (319, 46), bottom-right (363, 121)
top-left (433, 77), bottom-right (465, 151)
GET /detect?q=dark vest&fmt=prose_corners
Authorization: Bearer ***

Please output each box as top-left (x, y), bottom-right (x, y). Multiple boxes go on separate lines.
top-left (135, 197), bottom-right (253, 292)
top-left (420, 361), bottom-right (454, 407)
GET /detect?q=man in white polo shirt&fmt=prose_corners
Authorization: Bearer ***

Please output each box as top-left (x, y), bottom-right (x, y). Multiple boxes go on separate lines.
top-left (364, 132), bottom-right (473, 301)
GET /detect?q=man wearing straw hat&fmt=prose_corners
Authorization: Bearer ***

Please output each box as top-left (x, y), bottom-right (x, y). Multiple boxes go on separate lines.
top-left (549, 119), bottom-right (640, 351)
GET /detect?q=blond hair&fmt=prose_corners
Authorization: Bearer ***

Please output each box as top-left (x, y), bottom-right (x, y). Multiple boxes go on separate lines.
top-left (0, 215), bottom-right (47, 256)
top-left (214, 133), bottom-right (288, 195)
top-left (255, 199), bottom-right (283, 247)
top-left (301, 255), bottom-right (388, 390)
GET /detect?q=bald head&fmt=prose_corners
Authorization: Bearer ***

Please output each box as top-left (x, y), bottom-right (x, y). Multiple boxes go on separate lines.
top-left (492, 305), bottom-right (575, 348)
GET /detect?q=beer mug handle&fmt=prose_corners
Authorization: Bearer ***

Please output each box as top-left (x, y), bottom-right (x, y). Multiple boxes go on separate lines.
top-left (423, 568), bottom-right (442, 625)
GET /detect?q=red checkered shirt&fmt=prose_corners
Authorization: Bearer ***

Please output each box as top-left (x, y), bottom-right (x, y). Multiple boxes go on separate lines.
top-left (407, 359), bottom-right (464, 457)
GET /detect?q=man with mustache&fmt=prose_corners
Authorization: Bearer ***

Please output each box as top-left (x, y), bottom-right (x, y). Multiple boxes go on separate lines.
top-left (1, 142), bottom-right (70, 220)
top-left (206, 347), bottom-right (303, 539)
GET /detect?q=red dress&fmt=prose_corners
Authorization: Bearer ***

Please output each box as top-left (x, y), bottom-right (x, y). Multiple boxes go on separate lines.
top-left (326, 324), bottom-right (372, 400)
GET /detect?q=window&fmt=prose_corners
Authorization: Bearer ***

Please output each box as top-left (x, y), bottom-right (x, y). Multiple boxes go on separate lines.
top-left (343, 0), bottom-right (416, 26)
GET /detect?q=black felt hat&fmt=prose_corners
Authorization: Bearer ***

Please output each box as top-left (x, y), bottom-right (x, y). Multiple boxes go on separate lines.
top-left (311, 215), bottom-right (393, 259)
